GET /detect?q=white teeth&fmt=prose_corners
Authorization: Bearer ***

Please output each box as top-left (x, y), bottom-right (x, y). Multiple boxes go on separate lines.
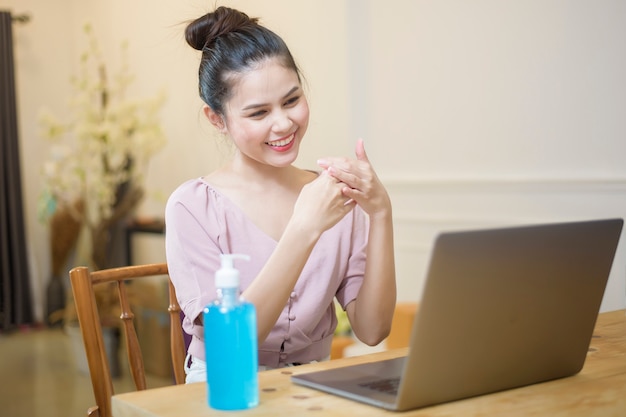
top-left (267, 134), bottom-right (294, 147)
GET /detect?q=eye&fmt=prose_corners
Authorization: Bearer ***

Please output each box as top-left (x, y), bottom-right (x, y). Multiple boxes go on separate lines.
top-left (247, 109), bottom-right (268, 118)
top-left (284, 95), bottom-right (300, 107)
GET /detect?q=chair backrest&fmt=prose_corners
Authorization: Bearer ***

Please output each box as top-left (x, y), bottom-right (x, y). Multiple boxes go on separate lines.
top-left (69, 263), bottom-right (186, 417)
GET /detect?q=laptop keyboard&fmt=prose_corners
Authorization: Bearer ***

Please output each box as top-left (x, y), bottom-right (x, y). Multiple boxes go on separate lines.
top-left (358, 377), bottom-right (400, 395)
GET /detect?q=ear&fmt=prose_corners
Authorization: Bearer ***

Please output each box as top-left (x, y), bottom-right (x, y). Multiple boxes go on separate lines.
top-left (203, 105), bottom-right (227, 133)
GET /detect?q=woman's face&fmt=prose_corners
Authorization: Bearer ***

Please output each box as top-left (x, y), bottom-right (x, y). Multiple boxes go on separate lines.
top-left (219, 58), bottom-right (310, 168)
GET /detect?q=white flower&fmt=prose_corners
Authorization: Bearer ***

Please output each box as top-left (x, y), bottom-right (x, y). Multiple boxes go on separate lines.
top-left (39, 24), bottom-right (167, 231)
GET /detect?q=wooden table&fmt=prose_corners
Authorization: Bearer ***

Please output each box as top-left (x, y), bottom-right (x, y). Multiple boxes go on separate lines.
top-left (112, 310), bottom-right (626, 416)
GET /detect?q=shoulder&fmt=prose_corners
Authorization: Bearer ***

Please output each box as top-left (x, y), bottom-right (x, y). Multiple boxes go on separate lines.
top-left (167, 177), bottom-right (218, 203)
top-left (165, 178), bottom-right (232, 245)
top-left (165, 177), bottom-right (224, 218)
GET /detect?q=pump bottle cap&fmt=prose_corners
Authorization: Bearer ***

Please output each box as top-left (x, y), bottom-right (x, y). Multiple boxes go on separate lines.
top-left (215, 254), bottom-right (250, 288)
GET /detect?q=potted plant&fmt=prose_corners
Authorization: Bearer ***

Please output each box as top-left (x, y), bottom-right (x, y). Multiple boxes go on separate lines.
top-left (38, 24), bottom-right (167, 375)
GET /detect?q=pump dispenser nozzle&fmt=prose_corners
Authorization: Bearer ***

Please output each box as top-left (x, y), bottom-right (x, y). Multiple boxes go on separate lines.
top-left (216, 254), bottom-right (250, 289)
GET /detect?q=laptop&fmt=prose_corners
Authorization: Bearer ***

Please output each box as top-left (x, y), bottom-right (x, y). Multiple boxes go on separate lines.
top-left (292, 218), bottom-right (623, 411)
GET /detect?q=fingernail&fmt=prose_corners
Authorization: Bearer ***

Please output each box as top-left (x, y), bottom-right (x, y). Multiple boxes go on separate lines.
top-left (317, 159), bottom-right (329, 166)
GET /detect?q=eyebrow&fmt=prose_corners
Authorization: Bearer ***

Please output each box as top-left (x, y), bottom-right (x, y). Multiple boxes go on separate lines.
top-left (241, 86), bottom-right (301, 111)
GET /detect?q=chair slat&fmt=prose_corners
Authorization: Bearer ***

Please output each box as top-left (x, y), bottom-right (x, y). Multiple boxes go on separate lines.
top-left (117, 280), bottom-right (147, 390)
top-left (168, 280), bottom-right (187, 384)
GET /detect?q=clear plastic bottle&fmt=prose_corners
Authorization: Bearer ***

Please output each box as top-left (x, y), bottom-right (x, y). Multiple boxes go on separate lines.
top-left (203, 254), bottom-right (259, 410)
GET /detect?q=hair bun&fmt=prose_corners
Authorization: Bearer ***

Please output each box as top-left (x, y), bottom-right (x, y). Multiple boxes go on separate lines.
top-left (185, 6), bottom-right (259, 51)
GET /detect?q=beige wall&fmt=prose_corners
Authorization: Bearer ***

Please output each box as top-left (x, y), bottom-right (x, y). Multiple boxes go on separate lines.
top-left (3, 0), bottom-right (626, 322)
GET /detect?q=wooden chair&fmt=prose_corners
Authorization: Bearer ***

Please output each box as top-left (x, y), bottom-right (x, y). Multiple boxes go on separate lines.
top-left (69, 263), bottom-right (186, 417)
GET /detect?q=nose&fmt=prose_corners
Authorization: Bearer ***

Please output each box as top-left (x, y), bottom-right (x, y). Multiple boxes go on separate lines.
top-left (272, 111), bottom-right (293, 133)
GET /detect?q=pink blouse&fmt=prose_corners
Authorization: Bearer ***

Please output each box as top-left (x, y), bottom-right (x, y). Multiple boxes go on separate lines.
top-left (165, 178), bottom-right (367, 368)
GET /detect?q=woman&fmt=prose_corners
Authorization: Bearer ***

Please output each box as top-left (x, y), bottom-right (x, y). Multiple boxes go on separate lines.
top-left (165, 6), bottom-right (396, 382)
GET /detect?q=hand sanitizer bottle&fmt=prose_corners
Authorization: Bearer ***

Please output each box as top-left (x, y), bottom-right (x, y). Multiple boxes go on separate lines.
top-left (203, 254), bottom-right (259, 410)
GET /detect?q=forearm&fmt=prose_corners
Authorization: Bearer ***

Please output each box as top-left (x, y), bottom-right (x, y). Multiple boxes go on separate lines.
top-left (242, 219), bottom-right (321, 343)
top-left (349, 212), bottom-right (397, 345)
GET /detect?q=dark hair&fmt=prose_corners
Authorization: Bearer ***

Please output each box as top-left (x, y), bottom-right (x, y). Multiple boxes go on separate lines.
top-left (185, 6), bottom-right (301, 115)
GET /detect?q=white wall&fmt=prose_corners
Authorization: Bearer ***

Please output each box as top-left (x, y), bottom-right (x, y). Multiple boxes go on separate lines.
top-left (355, 1), bottom-right (626, 313)
top-left (3, 0), bottom-right (625, 321)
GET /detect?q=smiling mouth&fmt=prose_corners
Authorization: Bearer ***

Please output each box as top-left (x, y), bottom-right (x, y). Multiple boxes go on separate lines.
top-left (265, 133), bottom-right (295, 148)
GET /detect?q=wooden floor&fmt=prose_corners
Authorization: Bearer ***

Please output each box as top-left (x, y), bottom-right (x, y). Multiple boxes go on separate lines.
top-left (0, 325), bottom-right (172, 417)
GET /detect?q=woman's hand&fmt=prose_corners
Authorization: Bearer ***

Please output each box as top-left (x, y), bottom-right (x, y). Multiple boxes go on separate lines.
top-left (317, 138), bottom-right (391, 220)
top-left (318, 138), bottom-right (396, 346)
top-left (290, 169), bottom-right (356, 236)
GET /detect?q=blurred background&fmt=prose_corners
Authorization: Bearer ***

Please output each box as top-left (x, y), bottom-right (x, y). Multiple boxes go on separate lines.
top-left (1, 1), bottom-right (625, 416)
top-left (2, 0), bottom-right (626, 328)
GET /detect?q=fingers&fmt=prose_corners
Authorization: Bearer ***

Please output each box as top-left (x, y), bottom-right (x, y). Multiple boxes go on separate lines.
top-left (316, 139), bottom-right (392, 216)
top-left (297, 171), bottom-right (355, 229)
top-left (316, 139), bottom-right (380, 207)
top-left (316, 170), bottom-right (355, 204)
top-left (317, 139), bottom-right (370, 172)
top-left (355, 138), bottom-right (369, 162)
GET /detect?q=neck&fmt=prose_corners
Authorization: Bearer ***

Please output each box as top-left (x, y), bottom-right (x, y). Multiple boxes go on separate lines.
top-left (228, 156), bottom-right (301, 187)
